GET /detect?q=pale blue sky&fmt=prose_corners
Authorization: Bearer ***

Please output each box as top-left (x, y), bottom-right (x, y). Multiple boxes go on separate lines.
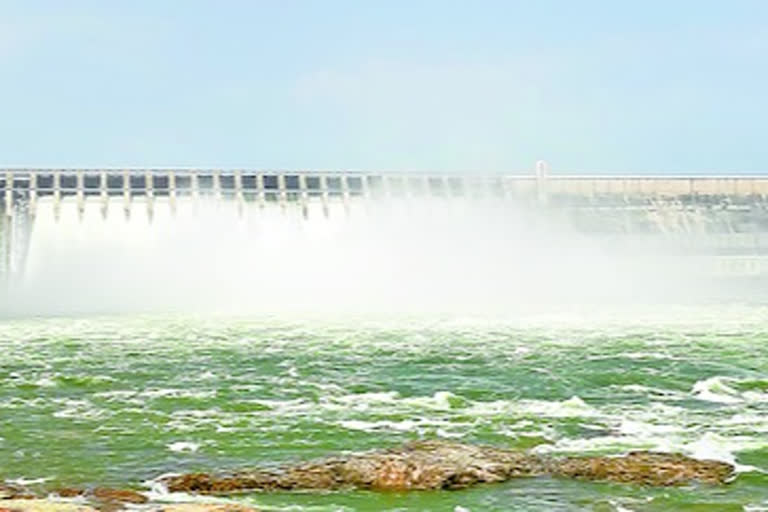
top-left (1, 1), bottom-right (766, 173)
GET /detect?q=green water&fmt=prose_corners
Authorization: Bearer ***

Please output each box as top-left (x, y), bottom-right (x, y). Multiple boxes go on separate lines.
top-left (1, 308), bottom-right (768, 511)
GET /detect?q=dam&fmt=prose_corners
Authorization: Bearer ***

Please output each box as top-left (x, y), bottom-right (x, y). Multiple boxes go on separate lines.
top-left (3, 164), bottom-right (768, 283)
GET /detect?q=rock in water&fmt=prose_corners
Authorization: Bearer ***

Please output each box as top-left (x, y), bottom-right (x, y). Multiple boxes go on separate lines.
top-left (48, 487), bottom-right (148, 511)
top-left (164, 441), bottom-right (545, 493)
top-left (49, 490), bottom-right (83, 499)
top-left (550, 451), bottom-right (735, 486)
top-left (91, 488), bottom-right (148, 505)
top-left (162, 441), bottom-right (734, 493)
top-left (0, 485), bottom-right (35, 501)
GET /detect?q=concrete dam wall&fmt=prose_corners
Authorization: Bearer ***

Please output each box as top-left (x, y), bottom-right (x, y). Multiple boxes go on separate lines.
top-left (3, 168), bottom-right (768, 282)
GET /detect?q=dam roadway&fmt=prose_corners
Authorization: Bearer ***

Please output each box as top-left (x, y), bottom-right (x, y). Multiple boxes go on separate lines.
top-left (2, 166), bottom-right (768, 281)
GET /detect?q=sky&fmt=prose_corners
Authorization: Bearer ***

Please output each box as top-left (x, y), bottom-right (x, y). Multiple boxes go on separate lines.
top-left (0, 1), bottom-right (767, 173)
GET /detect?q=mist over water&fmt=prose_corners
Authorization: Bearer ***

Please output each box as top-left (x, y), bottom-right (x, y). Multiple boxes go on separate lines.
top-left (1, 196), bottom-right (739, 317)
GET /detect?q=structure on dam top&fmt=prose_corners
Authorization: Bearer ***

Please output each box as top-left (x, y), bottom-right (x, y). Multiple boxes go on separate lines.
top-left (3, 163), bottom-right (768, 283)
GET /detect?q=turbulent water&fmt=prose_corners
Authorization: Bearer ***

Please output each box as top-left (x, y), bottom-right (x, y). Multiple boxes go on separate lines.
top-left (1, 308), bottom-right (768, 511)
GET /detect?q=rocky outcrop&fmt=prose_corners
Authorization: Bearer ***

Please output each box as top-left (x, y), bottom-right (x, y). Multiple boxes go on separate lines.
top-left (48, 488), bottom-right (147, 512)
top-left (549, 451), bottom-right (733, 486)
top-left (52, 488), bottom-right (147, 505)
top-left (3, 483), bottom-right (259, 512)
top-left (0, 485), bottom-right (35, 501)
top-left (3, 487), bottom-right (149, 512)
top-left (162, 441), bottom-right (735, 493)
top-left (1, 442), bottom-right (735, 510)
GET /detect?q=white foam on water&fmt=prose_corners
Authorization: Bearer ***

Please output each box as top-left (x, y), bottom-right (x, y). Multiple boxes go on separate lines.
top-left (683, 432), bottom-right (762, 473)
top-left (333, 391), bottom-right (400, 405)
top-left (92, 390), bottom-right (147, 405)
top-left (167, 441), bottom-right (201, 453)
top-left (338, 418), bottom-right (443, 434)
top-left (589, 351), bottom-right (680, 361)
top-left (468, 395), bottom-right (597, 418)
top-left (722, 413), bottom-right (768, 431)
top-left (141, 474), bottom-right (174, 497)
top-left (533, 427), bottom-right (766, 473)
top-left (618, 419), bottom-right (682, 437)
top-left (618, 384), bottom-right (686, 400)
top-left (51, 398), bottom-right (112, 420)
top-left (6, 477), bottom-right (52, 485)
top-left (34, 376), bottom-right (57, 388)
top-left (437, 428), bottom-right (467, 439)
top-left (692, 376), bottom-right (768, 404)
top-left (221, 391), bottom-right (601, 430)
top-left (532, 435), bottom-right (666, 456)
top-left (141, 388), bottom-right (217, 400)
top-left (401, 391), bottom-right (469, 410)
top-left (0, 397), bottom-right (47, 410)
top-left (692, 376), bottom-right (744, 404)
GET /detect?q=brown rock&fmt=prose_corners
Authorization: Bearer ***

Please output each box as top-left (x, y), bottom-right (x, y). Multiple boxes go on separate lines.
top-left (1, 484), bottom-right (32, 500)
top-left (90, 489), bottom-right (147, 504)
top-left (551, 451), bottom-right (735, 486)
top-left (50, 490), bottom-right (82, 499)
top-left (161, 441), bottom-right (735, 494)
top-left (160, 474), bottom-right (277, 494)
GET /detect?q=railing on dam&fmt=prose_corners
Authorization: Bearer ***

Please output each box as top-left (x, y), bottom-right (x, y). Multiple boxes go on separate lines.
top-left (3, 167), bottom-right (768, 217)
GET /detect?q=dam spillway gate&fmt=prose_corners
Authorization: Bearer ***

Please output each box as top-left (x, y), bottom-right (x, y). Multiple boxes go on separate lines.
top-left (3, 167), bottom-right (768, 283)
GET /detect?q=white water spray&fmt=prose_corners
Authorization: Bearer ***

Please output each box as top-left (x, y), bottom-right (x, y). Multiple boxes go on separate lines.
top-left (0, 195), bottom-right (757, 316)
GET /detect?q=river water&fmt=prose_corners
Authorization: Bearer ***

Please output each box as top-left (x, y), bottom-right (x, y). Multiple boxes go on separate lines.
top-left (1, 307), bottom-right (767, 511)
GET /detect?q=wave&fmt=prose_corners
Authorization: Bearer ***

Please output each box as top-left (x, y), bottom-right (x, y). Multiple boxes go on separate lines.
top-left (692, 376), bottom-right (768, 404)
